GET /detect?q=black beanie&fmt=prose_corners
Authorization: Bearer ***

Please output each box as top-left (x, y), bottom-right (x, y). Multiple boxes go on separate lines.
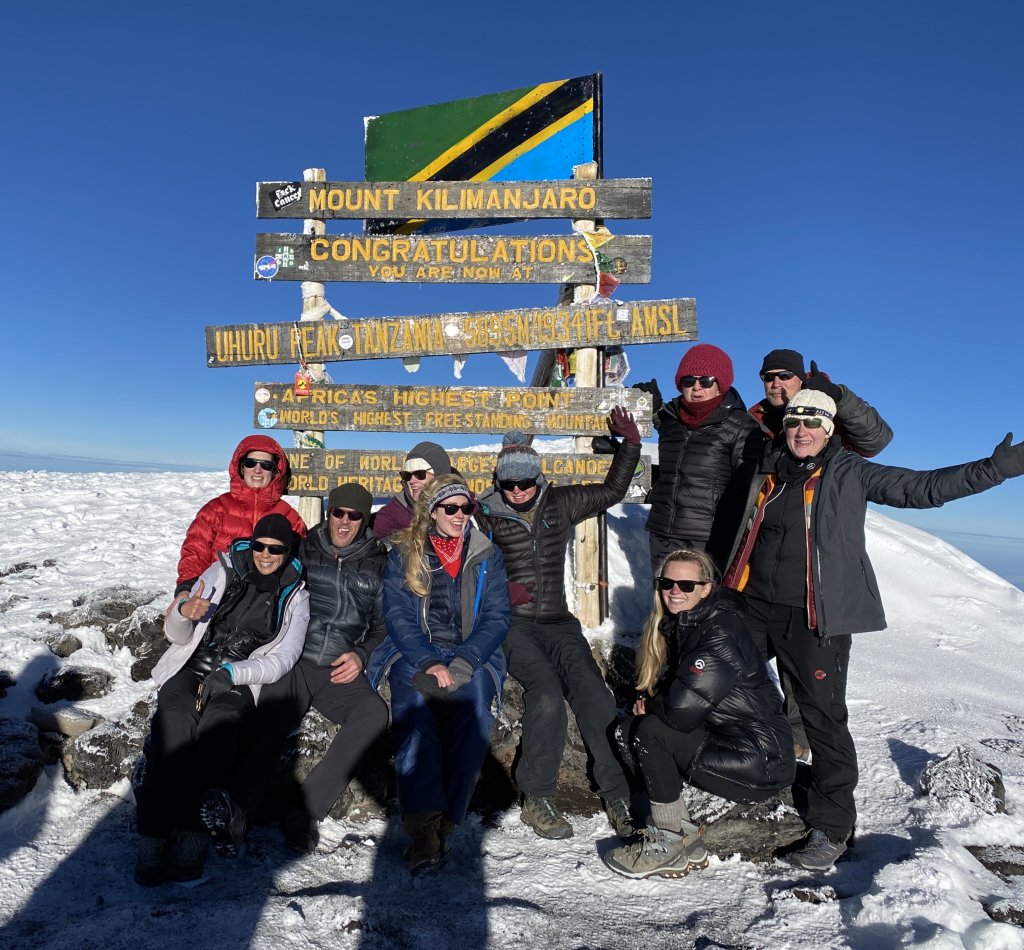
top-left (252, 513), bottom-right (295, 549)
top-left (760, 349), bottom-right (806, 377)
top-left (327, 483), bottom-right (373, 524)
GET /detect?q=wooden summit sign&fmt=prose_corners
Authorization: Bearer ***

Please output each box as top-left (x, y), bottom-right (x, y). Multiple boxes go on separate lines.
top-left (253, 232), bottom-right (651, 284)
top-left (253, 383), bottom-right (652, 437)
top-left (208, 298), bottom-right (695, 367)
top-left (284, 447), bottom-right (651, 499)
top-left (257, 179), bottom-right (651, 220)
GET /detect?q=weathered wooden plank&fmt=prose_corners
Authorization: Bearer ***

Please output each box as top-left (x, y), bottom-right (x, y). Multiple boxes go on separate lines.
top-left (253, 233), bottom-right (651, 284)
top-left (206, 298), bottom-right (696, 367)
top-left (256, 178), bottom-right (652, 220)
top-left (283, 448), bottom-right (651, 501)
top-left (254, 383), bottom-right (652, 437)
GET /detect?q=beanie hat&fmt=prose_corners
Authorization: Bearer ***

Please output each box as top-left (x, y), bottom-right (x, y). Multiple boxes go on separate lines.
top-left (784, 389), bottom-right (836, 437)
top-left (760, 348), bottom-right (806, 378)
top-left (328, 483), bottom-right (373, 524)
top-left (495, 432), bottom-right (542, 481)
top-left (675, 344), bottom-right (734, 393)
top-left (403, 441), bottom-right (452, 476)
top-left (252, 513), bottom-right (295, 548)
top-left (428, 480), bottom-right (474, 512)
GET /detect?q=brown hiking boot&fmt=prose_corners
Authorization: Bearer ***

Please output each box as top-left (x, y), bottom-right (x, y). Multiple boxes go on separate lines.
top-left (520, 796), bottom-right (573, 839)
top-left (133, 835), bottom-right (167, 886)
top-left (166, 830), bottom-right (209, 882)
top-left (402, 810), bottom-right (444, 873)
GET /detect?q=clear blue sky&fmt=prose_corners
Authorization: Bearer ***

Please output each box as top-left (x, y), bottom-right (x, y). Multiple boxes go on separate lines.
top-left (3, 2), bottom-right (1022, 544)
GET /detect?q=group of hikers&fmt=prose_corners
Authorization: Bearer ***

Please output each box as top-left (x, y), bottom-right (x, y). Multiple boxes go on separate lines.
top-left (133, 344), bottom-right (1024, 886)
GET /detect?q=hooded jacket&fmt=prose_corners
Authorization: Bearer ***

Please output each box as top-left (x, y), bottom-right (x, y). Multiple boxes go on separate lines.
top-left (155, 541), bottom-right (309, 704)
top-left (649, 588), bottom-right (795, 796)
top-left (175, 435), bottom-right (307, 593)
top-left (645, 389), bottom-right (763, 556)
top-left (299, 522), bottom-right (388, 668)
top-left (476, 439), bottom-right (642, 622)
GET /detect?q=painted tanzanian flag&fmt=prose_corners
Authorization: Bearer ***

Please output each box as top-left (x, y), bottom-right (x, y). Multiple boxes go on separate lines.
top-left (364, 74), bottom-right (601, 234)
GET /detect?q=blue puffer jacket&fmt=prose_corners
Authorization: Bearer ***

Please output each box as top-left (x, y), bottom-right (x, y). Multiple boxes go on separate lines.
top-left (367, 526), bottom-right (510, 697)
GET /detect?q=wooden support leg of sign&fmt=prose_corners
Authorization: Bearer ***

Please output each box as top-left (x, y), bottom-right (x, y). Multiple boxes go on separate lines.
top-left (570, 162), bottom-right (602, 630)
top-left (295, 167), bottom-right (329, 529)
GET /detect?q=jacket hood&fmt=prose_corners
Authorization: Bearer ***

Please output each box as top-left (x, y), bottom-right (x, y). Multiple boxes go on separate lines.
top-left (229, 435), bottom-right (291, 504)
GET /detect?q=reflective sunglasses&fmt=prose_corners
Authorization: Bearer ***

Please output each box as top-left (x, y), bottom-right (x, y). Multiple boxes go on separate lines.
top-left (436, 503), bottom-right (474, 516)
top-left (251, 541), bottom-right (289, 555)
top-left (499, 478), bottom-right (538, 492)
top-left (400, 469), bottom-right (431, 482)
top-left (678, 375), bottom-right (717, 389)
top-left (760, 370), bottom-right (798, 383)
top-left (783, 417), bottom-right (825, 430)
top-left (241, 458), bottom-right (276, 472)
top-left (329, 507), bottom-right (365, 521)
top-left (656, 577), bottom-right (711, 593)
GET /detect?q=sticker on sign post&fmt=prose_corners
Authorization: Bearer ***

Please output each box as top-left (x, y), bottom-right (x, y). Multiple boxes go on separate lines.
top-left (257, 408), bottom-right (279, 428)
top-left (255, 255), bottom-right (279, 280)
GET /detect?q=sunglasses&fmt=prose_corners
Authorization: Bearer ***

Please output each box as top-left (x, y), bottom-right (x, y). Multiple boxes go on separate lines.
top-left (656, 577), bottom-right (711, 593)
top-left (783, 417), bottom-right (825, 430)
top-left (436, 503), bottom-right (474, 516)
top-left (400, 470), bottom-right (431, 482)
top-left (499, 478), bottom-right (538, 492)
top-left (329, 507), bottom-right (365, 521)
top-left (242, 458), bottom-right (277, 472)
top-left (251, 541), bottom-right (289, 555)
top-left (760, 370), bottom-right (798, 383)
top-left (678, 375), bottom-right (717, 389)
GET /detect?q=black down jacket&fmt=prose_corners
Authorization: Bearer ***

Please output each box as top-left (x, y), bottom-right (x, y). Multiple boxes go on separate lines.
top-left (298, 523), bottom-right (388, 668)
top-left (645, 390), bottom-right (764, 559)
top-left (476, 439), bottom-right (642, 623)
top-left (650, 587), bottom-right (795, 795)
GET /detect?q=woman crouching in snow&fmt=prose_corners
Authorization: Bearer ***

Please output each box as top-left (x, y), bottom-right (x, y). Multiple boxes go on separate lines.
top-left (134, 513), bottom-right (308, 885)
top-left (604, 548), bottom-right (794, 880)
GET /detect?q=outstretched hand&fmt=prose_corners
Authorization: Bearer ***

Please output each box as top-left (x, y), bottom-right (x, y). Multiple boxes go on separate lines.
top-left (608, 406), bottom-right (641, 444)
top-left (801, 360), bottom-right (843, 401)
top-left (992, 433), bottom-right (1024, 479)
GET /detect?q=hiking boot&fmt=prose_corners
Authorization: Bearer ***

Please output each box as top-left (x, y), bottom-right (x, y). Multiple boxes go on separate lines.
top-left (281, 806), bottom-right (320, 854)
top-left (402, 810), bottom-right (444, 873)
top-left (437, 816), bottom-right (456, 859)
top-left (792, 828), bottom-right (847, 871)
top-left (680, 820), bottom-right (709, 868)
top-left (199, 787), bottom-right (247, 856)
top-left (603, 825), bottom-right (705, 880)
top-left (520, 797), bottom-right (573, 840)
top-left (166, 830), bottom-right (209, 882)
top-left (133, 835), bottom-right (167, 887)
top-left (604, 798), bottom-right (635, 837)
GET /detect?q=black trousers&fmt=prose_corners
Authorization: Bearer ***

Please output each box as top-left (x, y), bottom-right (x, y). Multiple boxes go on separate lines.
top-left (744, 597), bottom-right (858, 841)
top-left (234, 659), bottom-right (389, 821)
top-left (136, 666), bottom-right (255, 839)
top-left (504, 615), bottom-right (629, 801)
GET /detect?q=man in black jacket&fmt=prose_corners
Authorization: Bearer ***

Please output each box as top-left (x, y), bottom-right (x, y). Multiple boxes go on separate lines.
top-left (235, 483), bottom-right (389, 852)
top-left (476, 408), bottom-right (641, 840)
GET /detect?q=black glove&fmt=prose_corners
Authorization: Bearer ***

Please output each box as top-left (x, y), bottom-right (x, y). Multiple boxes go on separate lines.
top-left (447, 657), bottom-right (475, 691)
top-left (801, 360), bottom-right (843, 402)
top-left (608, 406), bottom-right (641, 445)
top-left (992, 433), bottom-right (1024, 479)
top-left (590, 435), bottom-right (619, 455)
top-left (412, 671), bottom-right (448, 700)
top-left (508, 581), bottom-right (535, 605)
top-left (196, 666), bottom-right (234, 713)
top-left (631, 378), bottom-right (663, 414)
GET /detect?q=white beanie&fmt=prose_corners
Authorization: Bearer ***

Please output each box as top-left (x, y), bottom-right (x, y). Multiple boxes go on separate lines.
top-left (784, 390), bottom-right (836, 437)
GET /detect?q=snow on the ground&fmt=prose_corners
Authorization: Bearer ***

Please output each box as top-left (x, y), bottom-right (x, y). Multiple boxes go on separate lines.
top-left (1, 469), bottom-right (1024, 949)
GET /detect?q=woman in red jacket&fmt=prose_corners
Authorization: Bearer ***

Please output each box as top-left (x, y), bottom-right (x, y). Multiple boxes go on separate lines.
top-left (173, 436), bottom-right (307, 600)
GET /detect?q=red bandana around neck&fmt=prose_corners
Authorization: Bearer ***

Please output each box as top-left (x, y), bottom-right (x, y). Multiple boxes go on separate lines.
top-left (429, 533), bottom-right (464, 579)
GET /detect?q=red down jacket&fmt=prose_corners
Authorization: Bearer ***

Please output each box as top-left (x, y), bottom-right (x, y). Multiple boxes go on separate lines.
top-left (174, 435), bottom-right (307, 593)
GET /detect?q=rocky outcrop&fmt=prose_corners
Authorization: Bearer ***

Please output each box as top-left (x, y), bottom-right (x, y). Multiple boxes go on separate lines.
top-left (0, 718), bottom-right (45, 811)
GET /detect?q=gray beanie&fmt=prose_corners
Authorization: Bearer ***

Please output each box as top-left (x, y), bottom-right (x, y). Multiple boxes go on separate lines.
top-left (403, 441), bottom-right (452, 476)
top-left (495, 432), bottom-right (542, 481)
top-left (327, 483), bottom-right (373, 524)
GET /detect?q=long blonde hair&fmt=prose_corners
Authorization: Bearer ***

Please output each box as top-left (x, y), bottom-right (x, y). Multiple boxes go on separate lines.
top-left (391, 473), bottom-right (471, 597)
top-left (635, 548), bottom-right (717, 694)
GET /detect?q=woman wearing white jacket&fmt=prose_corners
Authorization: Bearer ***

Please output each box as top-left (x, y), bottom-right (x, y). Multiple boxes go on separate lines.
top-left (134, 514), bottom-right (309, 886)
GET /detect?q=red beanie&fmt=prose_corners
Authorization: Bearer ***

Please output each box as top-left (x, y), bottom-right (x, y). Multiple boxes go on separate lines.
top-left (675, 344), bottom-right (734, 393)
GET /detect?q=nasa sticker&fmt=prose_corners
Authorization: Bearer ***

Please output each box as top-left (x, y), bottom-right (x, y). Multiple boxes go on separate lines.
top-left (255, 255), bottom-right (279, 280)
top-left (254, 387), bottom-right (271, 404)
top-left (257, 408), bottom-right (279, 428)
